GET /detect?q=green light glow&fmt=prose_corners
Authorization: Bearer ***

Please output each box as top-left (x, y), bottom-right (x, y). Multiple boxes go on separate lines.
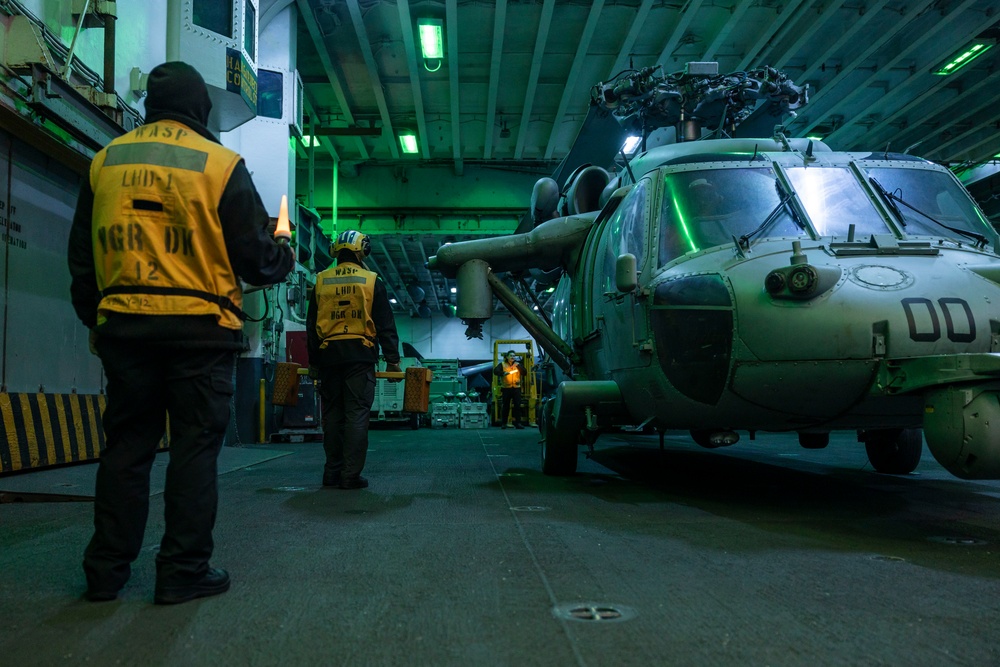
top-left (671, 191), bottom-right (699, 254)
top-left (417, 19), bottom-right (444, 60)
top-left (933, 42), bottom-right (993, 75)
top-left (300, 135), bottom-right (320, 147)
top-left (399, 133), bottom-right (419, 154)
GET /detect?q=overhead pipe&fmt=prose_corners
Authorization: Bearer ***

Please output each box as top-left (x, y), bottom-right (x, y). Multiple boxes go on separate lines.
top-left (103, 5), bottom-right (116, 96)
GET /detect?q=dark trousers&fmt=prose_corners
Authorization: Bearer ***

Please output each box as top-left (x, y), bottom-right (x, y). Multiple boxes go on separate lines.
top-left (318, 362), bottom-right (375, 480)
top-left (499, 387), bottom-right (523, 426)
top-left (83, 340), bottom-right (235, 591)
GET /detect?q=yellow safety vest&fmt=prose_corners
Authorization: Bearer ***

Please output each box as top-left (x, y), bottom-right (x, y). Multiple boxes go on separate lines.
top-left (315, 262), bottom-right (377, 348)
top-left (501, 361), bottom-right (521, 388)
top-left (89, 120), bottom-right (245, 329)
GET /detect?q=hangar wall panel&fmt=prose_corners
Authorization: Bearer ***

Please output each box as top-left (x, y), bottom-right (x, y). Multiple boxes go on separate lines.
top-left (0, 131), bottom-right (103, 395)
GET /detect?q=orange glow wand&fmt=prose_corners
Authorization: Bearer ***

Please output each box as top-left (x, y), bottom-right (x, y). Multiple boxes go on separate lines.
top-left (274, 195), bottom-right (291, 244)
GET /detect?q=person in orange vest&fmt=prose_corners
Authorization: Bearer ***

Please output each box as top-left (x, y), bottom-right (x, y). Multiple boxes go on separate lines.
top-left (494, 350), bottom-right (526, 429)
top-left (68, 61), bottom-right (294, 605)
top-left (307, 230), bottom-right (401, 489)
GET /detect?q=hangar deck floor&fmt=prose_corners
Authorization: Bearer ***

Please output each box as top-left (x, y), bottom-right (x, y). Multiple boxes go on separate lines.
top-left (2, 426), bottom-right (999, 666)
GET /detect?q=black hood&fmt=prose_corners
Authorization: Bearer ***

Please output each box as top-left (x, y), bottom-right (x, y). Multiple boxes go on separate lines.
top-left (143, 61), bottom-right (217, 142)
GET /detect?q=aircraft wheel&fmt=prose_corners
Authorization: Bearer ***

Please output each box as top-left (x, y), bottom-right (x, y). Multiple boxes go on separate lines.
top-left (865, 428), bottom-right (922, 475)
top-left (540, 400), bottom-right (578, 476)
top-left (409, 413), bottom-right (420, 430)
top-left (799, 432), bottom-right (829, 449)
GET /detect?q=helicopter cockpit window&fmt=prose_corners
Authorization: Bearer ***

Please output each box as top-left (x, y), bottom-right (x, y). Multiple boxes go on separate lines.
top-left (863, 167), bottom-right (991, 242)
top-left (603, 179), bottom-right (649, 284)
top-left (659, 168), bottom-right (801, 265)
top-left (784, 167), bottom-right (888, 237)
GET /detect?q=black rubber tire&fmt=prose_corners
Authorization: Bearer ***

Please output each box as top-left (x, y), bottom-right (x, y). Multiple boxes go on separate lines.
top-left (540, 400), bottom-right (578, 476)
top-left (409, 413), bottom-right (420, 430)
top-left (865, 428), bottom-right (922, 475)
top-left (690, 429), bottom-right (720, 449)
top-left (799, 432), bottom-right (830, 449)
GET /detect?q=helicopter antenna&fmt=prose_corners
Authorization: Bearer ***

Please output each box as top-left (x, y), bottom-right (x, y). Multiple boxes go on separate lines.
top-left (620, 148), bottom-right (636, 182)
top-left (750, 144), bottom-right (759, 163)
top-left (883, 142), bottom-right (891, 159)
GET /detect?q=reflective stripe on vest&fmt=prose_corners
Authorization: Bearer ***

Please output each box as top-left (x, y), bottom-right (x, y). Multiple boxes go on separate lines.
top-left (89, 120), bottom-right (245, 329)
top-left (315, 262), bottom-right (377, 347)
top-left (501, 361), bottom-right (521, 388)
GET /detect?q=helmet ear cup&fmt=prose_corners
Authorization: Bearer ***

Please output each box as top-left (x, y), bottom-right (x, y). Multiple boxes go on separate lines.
top-left (361, 234), bottom-right (372, 257)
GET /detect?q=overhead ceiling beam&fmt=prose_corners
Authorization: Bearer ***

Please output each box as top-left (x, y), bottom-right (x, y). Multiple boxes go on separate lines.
top-left (797, 0), bottom-right (984, 138)
top-left (543, 0), bottom-right (605, 161)
top-left (961, 130), bottom-right (1000, 168)
top-left (923, 106), bottom-right (1000, 161)
top-left (398, 238), bottom-right (439, 310)
top-left (655, 0), bottom-right (703, 69)
top-left (702, 0), bottom-right (755, 62)
top-left (514, 0), bottom-right (555, 160)
top-left (484, 0), bottom-right (507, 160)
top-left (376, 244), bottom-right (419, 311)
top-left (447, 0), bottom-right (461, 173)
top-left (396, 0), bottom-right (430, 159)
top-left (835, 66), bottom-right (1000, 150)
top-left (824, 9), bottom-right (999, 148)
top-left (313, 126), bottom-right (384, 136)
top-left (737, 0), bottom-right (813, 71)
top-left (793, 0), bottom-right (893, 85)
top-left (760, 0), bottom-right (847, 70)
top-left (363, 252), bottom-right (405, 311)
top-left (346, 0), bottom-right (398, 159)
top-left (302, 91), bottom-right (339, 162)
top-left (871, 68), bottom-right (1000, 157)
top-left (608, 0), bottom-right (653, 78)
top-left (295, 0), bottom-right (369, 160)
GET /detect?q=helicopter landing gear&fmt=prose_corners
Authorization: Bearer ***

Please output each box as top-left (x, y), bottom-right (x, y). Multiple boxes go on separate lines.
top-left (540, 400), bottom-right (578, 476)
top-left (863, 428), bottom-right (922, 475)
top-left (798, 432), bottom-right (829, 449)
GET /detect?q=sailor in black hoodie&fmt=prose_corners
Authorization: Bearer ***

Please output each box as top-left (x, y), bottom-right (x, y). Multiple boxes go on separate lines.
top-left (68, 61), bottom-right (293, 604)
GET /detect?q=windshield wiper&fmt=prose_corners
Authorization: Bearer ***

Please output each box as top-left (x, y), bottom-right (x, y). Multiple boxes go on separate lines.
top-left (869, 177), bottom-right (905, 226)
top-left (869, 176), bottom-right (988, 248)
top-left (738, 179), bottom-right (803, 249)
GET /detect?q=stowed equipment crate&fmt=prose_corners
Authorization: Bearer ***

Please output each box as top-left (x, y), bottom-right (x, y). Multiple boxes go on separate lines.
top-left (375, 367), bottom-right (433, 413)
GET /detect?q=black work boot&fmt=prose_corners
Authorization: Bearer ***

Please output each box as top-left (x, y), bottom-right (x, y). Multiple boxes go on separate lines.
top-left (339, 476), bottom-right (369, 490)
top-left (154, 568), bottom-right (231, 605)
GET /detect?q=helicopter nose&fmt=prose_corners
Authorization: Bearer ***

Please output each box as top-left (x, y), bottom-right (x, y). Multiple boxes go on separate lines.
top-left (651, 274), bottom-right (734, 405)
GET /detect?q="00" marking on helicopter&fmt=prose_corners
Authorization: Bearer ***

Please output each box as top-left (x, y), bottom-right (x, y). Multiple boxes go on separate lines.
top-left (901, 297), bottom-right (975, 343)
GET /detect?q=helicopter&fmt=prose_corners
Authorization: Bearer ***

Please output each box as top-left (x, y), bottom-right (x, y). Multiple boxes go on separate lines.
top-left (428, 61), bottom-right (1000, 480)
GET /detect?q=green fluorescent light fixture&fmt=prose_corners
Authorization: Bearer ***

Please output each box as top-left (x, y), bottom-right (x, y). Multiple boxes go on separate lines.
top-left (806, 135), bottom-right (824, 141)
top-left (399, 132), bottom-right (419, 154)
top-left (932, 41), bottom-right (994, 75)
top-left (417, 18), bottom-right (444, 71)
top-left (300, 134), bottom-right (320, 147)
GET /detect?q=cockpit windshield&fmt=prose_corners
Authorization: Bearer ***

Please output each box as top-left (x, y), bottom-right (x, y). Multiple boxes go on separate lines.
top-left (784, 167), bottom-right (889, 237)
top-left (863, 166), bottom-right (991, 242)
top-left (659, 168), bottom-right (802, 265)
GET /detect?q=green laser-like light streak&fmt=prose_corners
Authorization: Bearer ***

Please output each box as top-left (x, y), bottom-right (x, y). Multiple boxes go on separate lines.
top-left (670, 191), bottom-right (699, 254)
